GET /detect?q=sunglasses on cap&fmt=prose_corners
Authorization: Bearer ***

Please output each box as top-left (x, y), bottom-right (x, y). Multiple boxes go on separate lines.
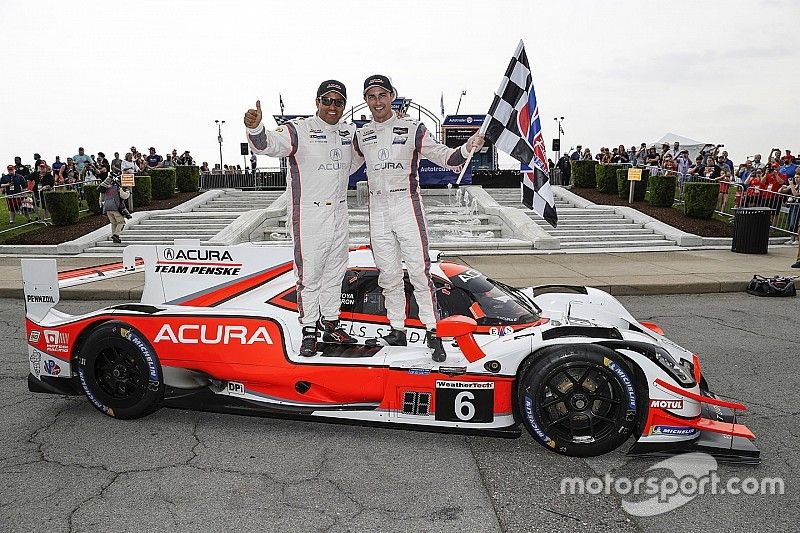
top-left (318, 96), bottom-right (345, 108)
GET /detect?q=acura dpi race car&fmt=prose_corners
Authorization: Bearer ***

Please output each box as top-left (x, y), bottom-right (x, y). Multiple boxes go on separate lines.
top-left (23, 242), bottom-right (759, 462)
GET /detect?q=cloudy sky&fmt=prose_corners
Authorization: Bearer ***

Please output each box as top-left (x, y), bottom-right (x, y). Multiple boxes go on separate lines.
top-left (3, 0), bottom-right (797, 169)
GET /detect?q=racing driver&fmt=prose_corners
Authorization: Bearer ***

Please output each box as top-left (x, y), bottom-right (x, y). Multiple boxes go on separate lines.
top-left (353, 74), bottom-right (484, 362)
top-left (244, 80), bottom-right (357, 357)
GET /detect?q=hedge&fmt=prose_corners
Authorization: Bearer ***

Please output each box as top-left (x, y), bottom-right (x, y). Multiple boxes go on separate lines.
top-left (617, 168), bottom-right (649, 201)
top-left (595, 164), bottom-right (623, 194)
top-left (648, 174), bottom-right (677, 207)
top-left (684, 182), bottom-right (719, 219)
top-left (132, 174), bottom-right (152, 207)
top-left (149, 168), bottom-right (176, 200)
top-left (571, 160), bottom-right (598, 188)
top-left (176, 165), bottom-right (200, 192)
top-left (44, 190), bottom-right (79, 226)
top-left (83, 184), bottom-right (102, 215)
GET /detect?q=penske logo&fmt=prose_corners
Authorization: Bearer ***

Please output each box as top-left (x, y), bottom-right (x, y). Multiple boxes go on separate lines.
top-left (154, 324), bottom-right (274, 345)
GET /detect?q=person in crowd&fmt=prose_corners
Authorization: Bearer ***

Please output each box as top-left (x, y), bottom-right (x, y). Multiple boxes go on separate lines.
top-left (737, 160), bottom-right (753, 187)
top-left (94, 152), bottom-right (110, 183)
top-left (570, 145), bottom-right (582, 161)
top-left (146, 147), bottom-right (163, 169)
top-left (13, 156), bottom-right (29, 177)
top-left (72, 147), bottom-right (91, 175)
top-left (635, 143), bottom-right (647, 166)
top-left (716, 166), bottom-right (735, 210)
top-left (556, 152), bottom-right (571, 186)
top-left (783, 149), bottom-right (794, 164)
top-left (162, 154), bottom-right (175, 168)
top-left (250, 151), bottom-right (257, 171)
top-left (1, 165), bottom-right (29, 223)
top-left (768, 148), bottom-right (781, 165)
top-left (99, 173), bottom-right (132, 244)
top-left (51, 156), bottom-right (64, 177)
top-left (745, 167), bottom-right (783, 213)
top-left (627, 145), bottom-right (636, 164)
top-left (171, 149), bottom-right (179, 163)
top-left (645, 146), bottom-right (660, 176)
top-left (749, 153), bottom-right (764, 171)
top-left (779, 173), bottom-right (800, 246)
top-left (688, 155), bottom-right (705, 177)
top-left (200, 161), bottom-right (210, 172)
top-left (669, 141), bottom-right (680, 159)
top-left (675, 150), bottom-right (691, 177)
top-left (110, 152), bottom-right (122, 174)
top-left (581, 147), bottom-right (592, 160)
top-left (660, 143), bottom-right (670, 161)
top-left (718, 151), bottom-right (734, 173)
top-left (35, 163), bottom-right (55, 218)
top-left (121, 152), bottom-right (138, 174)
top-left (661, 153), bottom-right (677, 174)
top-left (779, 157), bottom-right (798, 181)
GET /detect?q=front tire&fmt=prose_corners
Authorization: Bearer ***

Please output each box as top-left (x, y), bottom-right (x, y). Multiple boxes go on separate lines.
top-left (517, 344), bottom-right (639, 457)
top-left (77, 321), bottom-right (164, 419)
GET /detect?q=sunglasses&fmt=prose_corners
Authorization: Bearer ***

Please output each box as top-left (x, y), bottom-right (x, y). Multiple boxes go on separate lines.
top-left (318, 96), bottom-right (345, 108)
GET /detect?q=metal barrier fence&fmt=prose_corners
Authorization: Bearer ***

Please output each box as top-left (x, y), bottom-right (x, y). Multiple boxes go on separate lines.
top-left (200, 168), bottom-right (285, 190)
top-left (0, 180), bottom-right (99, 235)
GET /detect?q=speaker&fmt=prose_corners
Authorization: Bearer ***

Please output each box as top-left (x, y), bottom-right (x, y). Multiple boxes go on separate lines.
top-left (552, 139), bottom-right (560, 152)
top-left (240, 142), bottom-right (249, 156)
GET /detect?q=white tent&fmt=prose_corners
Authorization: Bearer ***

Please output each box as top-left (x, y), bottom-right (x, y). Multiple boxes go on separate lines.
top-left (652, 133), bottom-right (713, 160)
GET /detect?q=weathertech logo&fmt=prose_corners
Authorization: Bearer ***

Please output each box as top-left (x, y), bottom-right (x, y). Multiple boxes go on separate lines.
top-left (154, 324), bottom-right (274, 345)
top-left (649, 399), bottom-right (684, 409)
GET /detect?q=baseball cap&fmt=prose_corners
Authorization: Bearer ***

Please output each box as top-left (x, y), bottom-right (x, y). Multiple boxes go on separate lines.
top-left (316, 80), bottom-right (347, 99)
top-left (363, 74), bottom-right (394, 95)
top-left (6, 165), bottom-right (15, 171)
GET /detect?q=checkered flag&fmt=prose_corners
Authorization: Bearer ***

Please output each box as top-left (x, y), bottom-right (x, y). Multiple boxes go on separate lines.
top-left (484, 40), bottom-right (558, 227)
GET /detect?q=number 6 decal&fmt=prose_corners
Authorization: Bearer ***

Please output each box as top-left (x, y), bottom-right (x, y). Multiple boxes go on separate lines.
top-left (455, 391), bottom-right (476, 421)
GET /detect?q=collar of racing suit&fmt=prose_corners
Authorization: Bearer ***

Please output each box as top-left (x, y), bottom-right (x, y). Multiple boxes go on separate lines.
top-left (309, 113), bottom-right (341, 132)
top-left (371, 113), bottom-right (398, 131)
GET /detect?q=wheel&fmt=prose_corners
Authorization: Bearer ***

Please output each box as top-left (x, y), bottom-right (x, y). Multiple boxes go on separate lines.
top-left (517, 344), bottom-right (639, 457)
top-left (76, 321), bottom-right (164, 419)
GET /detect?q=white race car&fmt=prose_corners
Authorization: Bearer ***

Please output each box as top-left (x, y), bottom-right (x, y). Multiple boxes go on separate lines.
top-left (22, 243), bottom-right (758, 462)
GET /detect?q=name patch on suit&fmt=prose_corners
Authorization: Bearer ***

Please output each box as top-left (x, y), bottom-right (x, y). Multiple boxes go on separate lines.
top-left (393, 127), bottom-right (408, 135)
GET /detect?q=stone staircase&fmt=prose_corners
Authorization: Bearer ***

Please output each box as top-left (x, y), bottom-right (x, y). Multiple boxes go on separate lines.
top-left (261, 190), bottom-right (533, 251)
top-left (81, 190), bottom-right (284, 255)
top-left (487, 188), bottom-right (678, 250)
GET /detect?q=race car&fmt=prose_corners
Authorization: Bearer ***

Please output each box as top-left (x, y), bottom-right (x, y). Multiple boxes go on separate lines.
top-left (22, 242), bottom-right (759, 462)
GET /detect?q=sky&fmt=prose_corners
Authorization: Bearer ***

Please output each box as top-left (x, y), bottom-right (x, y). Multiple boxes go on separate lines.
top-left (3, 0), bottom-right (798, 170)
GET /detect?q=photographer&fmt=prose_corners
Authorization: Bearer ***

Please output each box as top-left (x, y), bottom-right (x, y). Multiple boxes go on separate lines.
top-left (99, 173), bottom-right (132, 244)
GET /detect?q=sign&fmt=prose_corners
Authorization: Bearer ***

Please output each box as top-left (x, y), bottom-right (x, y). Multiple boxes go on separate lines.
top-left (240, 142), bottom-right (249, 156)
top-left (552, 139), bottom-right (560, 152)
top-left (628, 168), bottom-right (642, 181)
top-left (442, 114), bottom-right (486, 126)
top-left (121, 174), bottom-right (135, 187)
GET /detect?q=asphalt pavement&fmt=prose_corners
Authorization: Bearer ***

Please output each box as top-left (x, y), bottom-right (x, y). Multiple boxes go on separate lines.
top-left (1, 293), bottom-right (798, 532)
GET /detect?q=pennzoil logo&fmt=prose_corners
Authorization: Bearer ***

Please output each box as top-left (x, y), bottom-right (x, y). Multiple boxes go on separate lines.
top-left (27, 294), bottom-right (56, 303)
top-left (162, 249), bottom-right (234, 262)
top-left (154, 324), bottom-right (274, 345)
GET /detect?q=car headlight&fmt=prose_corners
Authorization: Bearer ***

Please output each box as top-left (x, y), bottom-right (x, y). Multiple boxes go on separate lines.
top-left (652, 347), bottom-right (695, 387)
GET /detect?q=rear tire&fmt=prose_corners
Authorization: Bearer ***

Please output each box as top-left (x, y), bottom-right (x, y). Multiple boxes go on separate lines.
top-left (76, 321), bottom-right (164, 419)
top-left (517, 344), bottom-right (639, 457)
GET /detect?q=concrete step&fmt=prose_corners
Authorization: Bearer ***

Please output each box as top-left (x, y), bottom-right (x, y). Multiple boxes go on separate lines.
top-left (529, 213), bottom-right (625, 221)
top-left (115, 233), bottom-right (219, 241)
top-left (553, 233), bottom-right (667, 243)
top-left (559, 239), bottom-right (675, 249)
top-left (548, 218), bottom-right (638, 227)
top-left (548, 228), bottom-right (655, 237)
top-left (137, 221), bottom-right (229, 228)
top-left (155, 212), bottom-right (240, 219)
top-left (263, 225), bottom-right (506, 239)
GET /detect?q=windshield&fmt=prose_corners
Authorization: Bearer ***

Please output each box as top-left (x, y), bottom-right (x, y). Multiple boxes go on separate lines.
top-left (446, 268), bottom-right (540, 325)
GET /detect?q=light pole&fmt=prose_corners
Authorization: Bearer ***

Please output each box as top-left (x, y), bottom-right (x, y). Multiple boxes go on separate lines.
top-left (455, 90), bottom-right (467, 114)
top-left (215, 119), bottom-right (225, 171)
top-left (553, 116), bottom-right (565, 161)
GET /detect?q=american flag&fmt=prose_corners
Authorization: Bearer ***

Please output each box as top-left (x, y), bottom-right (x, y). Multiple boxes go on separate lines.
top-left (484, 40), bottom-right (558, 227)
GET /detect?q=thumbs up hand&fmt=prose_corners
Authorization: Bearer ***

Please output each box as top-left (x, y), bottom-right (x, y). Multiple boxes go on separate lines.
top-left (244, 100), bottom-right (263, 129)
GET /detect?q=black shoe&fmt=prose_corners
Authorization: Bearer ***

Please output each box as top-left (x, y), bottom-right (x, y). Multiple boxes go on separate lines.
top-left (366, 328), bottom-right (407, 347)
top-left (319, 319), bottom-right (357, 344)
top-left (299, 326), bottom-right (318, 357)
top-left (111, 234), bottom-right (121, 243)
top-left (426, 329), bottom-right (446, 362)
top-left (792, 261), bottom-right (800, 269)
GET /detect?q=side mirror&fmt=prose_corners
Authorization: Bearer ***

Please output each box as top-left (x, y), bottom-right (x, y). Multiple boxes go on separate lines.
top-left (436, 315), bottom-right (484, 363)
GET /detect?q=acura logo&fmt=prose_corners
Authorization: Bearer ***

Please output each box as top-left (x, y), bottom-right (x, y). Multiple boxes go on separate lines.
top-left (378, 148), bottom-right (389, 161)
top-left (330, 148), bottom-right (341, 161)
top-left (164, 248), bottom-right (175, 260)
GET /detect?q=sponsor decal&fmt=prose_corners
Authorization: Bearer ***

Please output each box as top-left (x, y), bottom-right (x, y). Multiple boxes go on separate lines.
top-left (392, 137), bottom-right (406, 145)
top-left (378, 148), bottom-right (389, 161)
top-left (372, 162), bottom-right (404, 171)
top-left (362, 135), bottom-right (377, 142)
top-left (330, 148), bottom-right (342, 161)
top-left (162, 249), bottom-right (234, 262)
top-left (43, 359), bottom-right (61, 376)
top-left (524, 395), bottom-right (556, 448)
top-left (153, 324), bottom-right (274, 345)
top-left (28, 330), bottom-right (41, 343)
top-left (27, 294), bottom-right (55, 303)
top-left (649, 399), bottom-right (684, 410)
top-left (43, 329), bottom-right (69, 353)
top-left (155, 265), bottom-right (241, 275)
top-left (435, 381), bottom-right (494, 422)
top-left (488, 326), bottom-right (514, 337)
top-left (435, 380), bottom-right (493, 389)
top-left (29, 349), bottom-right (41, 379)
top-left (438, 366), bottom-right (467, 376)
top-left (276, 127), bottom-right (284, 132)
top-left (309, 134), bottom-right (327, 140)
top-left (309, 129), bottom-right (323, 134)
top-left (408, 367), bottom-right (431, 375)
top-left (339, 130), bottom-right (351, 137)
top-left (341, 139), bottom-right (352, 146)
top-left (650, 425), bottom-right (697, 436)
top-left (317, 162), bottom-right (346, 171)
top-left (466, 116), bottom-right (473, 124)
top-left (227, 381), bottom-right (245, 396)
top-left (392, 127), bottom-right (408, 135)
top-left (603, 357), bottom-right (637, 411)
top-left (341, 292), bottom-right (355, 306)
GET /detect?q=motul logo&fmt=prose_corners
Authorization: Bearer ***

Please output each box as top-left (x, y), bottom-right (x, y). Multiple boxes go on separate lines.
top-left (154, 324), bottom-right (273, 345)
top-left (649, 399), bottom-right (684, 409)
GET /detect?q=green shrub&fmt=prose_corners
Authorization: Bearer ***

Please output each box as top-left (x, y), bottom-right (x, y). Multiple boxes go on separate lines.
top-left (149, 168), bottom-right (176, 200)
top-left (44, 190), bottom-right (79, 225)
top-left (648, 174), bottom-right (677, 207)
top-left (176, 165), bottom-right (200, 192)
top-left (83, 184), bottom-right (102, 215)
top-left (571, 160), bottom-right (598, 188)
top-left (684, 182), bottom-right (719, 219)
top-left (595, 164), bottom-right (622, 194)
top-left (617, 168), bottom-right (649, 201)
top-left (131, 174), bottom-right (152, 207)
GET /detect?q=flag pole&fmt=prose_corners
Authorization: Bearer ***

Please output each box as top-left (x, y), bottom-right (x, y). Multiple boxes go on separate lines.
top-left (455, 120), bottom-right (489, 185)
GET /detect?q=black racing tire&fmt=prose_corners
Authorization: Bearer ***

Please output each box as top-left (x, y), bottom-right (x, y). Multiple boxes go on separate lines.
top-left (517, 344), bottom-right (639, 457)
top-left (76, 321), bottom-right (164, 419)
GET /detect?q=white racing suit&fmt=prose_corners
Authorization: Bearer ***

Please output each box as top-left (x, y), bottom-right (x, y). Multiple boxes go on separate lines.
top-left (352, 115), bottom-right (469, 330)
top-left (247, 115), bottom-right (356, 326)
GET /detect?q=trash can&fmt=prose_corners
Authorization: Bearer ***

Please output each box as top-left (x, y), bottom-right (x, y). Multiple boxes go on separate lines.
top-left (732, 207), bottom-right (771, 254)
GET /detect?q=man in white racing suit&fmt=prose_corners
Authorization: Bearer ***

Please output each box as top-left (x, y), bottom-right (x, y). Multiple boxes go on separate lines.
top-left (244, 80), bottom-right (357, 357)
top-left (353, 75), bottom-right (484, 362)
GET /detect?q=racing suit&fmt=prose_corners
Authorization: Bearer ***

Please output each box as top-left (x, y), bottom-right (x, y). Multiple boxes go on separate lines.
top-left (352, 115), bottom-right (469, 330)
top-left (247, 115), bottom-right (356, 326)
